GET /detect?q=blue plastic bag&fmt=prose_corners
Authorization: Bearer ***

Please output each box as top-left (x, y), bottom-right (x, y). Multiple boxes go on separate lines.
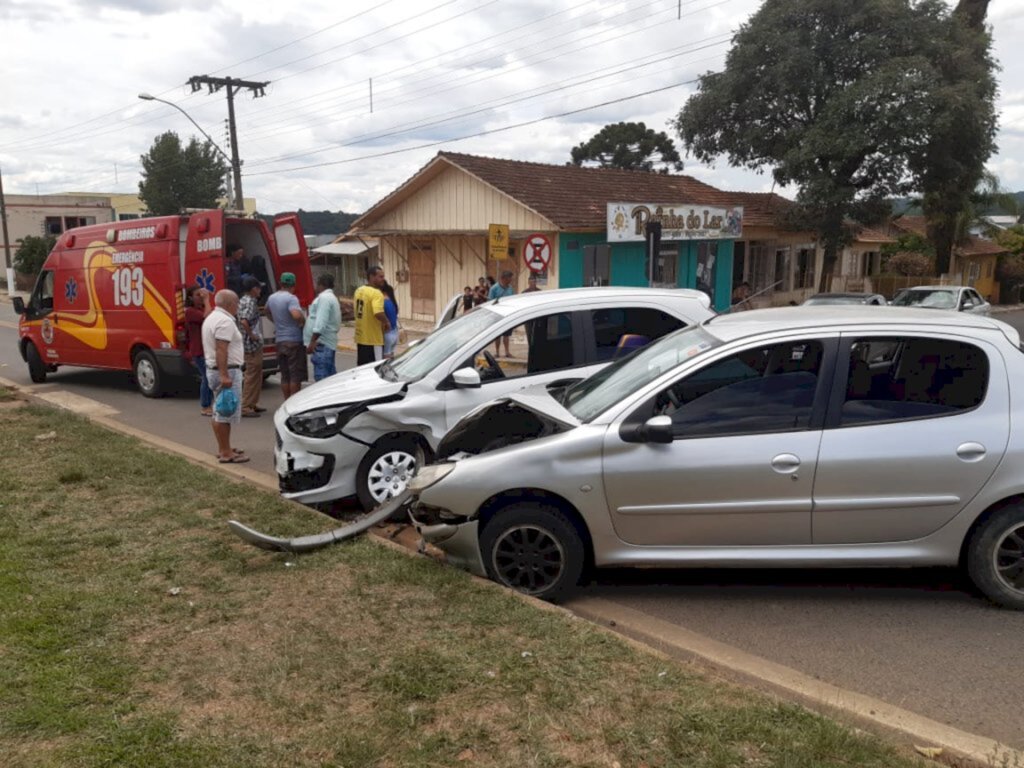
top-left (214, 387), bottom-right (239, 417)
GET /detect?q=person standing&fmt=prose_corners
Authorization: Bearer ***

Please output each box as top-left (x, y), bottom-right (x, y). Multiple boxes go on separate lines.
top-left (461, 285), bottom-right (474, 313)
top-left (184, 286), bottom-right (214, 416)
top-left (237, 276), bottom-right (265, 416)
top-left (202, 290), bottom-right (248, 463)
top-left (488, 270), bottom-right (516, 357)
top-left (224, 243), bottom-right (245, 295)
top-left (381, 281), bottom-right (400, 359)
top-left (523, 274), bottom-right (541, 293)
top-left (267, 272), bottom-right (306, 399)
top-left (304, 273), bottom-right (342, 381)
top-left (353, 266), bottom-right (390, 365)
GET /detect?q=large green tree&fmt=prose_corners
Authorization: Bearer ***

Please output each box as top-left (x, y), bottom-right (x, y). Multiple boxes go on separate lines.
top-left (912, 0), bottom-right (998, 274)
top-left (138, 131), bottom-right (227, 215)
top-left (675, 0), bottom-right (959, 291)
top-left (570, 121), bottom-right (683, 173)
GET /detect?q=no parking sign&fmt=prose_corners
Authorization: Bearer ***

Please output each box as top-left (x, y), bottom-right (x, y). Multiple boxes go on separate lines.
top-left (522, 233), bottom-right (552, 273)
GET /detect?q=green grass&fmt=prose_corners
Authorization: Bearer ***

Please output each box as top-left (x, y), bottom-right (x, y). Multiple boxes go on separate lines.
top-left (0, 403), bottom-right (930, 767)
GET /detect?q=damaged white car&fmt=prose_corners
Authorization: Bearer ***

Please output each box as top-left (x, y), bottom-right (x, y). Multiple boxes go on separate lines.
top-left (274, 287), bottom-right (715, 509)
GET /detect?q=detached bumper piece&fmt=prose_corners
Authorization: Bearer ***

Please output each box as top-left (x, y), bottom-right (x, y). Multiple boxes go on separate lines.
top-left (228, 490), bottom-right (412, 553)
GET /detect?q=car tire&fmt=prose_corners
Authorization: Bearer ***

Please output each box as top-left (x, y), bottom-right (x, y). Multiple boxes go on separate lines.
top-left (479, 503), bottom-right (585, 602)
top-left (25, 342), bottom-right (47, 383)
top-left (967, 504), bottom-right (1024, 610)
top-left (133, 350), bottom-right (164, 398)
top-left (356, 435), bottom-right (423, 512)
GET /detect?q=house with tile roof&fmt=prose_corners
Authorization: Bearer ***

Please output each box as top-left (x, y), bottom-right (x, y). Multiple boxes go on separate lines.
top-left (348, 152), bottom-right (818, 321)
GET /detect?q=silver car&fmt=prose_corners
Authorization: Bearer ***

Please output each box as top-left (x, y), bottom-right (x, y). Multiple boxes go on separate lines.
top-left (274, 288), bottom-right (714, 509)
top-left (890, 285), bottom-right (990, 315)
top-left (408, 306), bottom-right (1024, 609)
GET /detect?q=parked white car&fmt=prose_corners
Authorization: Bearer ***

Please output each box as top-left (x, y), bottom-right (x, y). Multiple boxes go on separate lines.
top-left (890, 285), bottom-right (990, 315)
top-left (274, 288), bottom-right (715, 509)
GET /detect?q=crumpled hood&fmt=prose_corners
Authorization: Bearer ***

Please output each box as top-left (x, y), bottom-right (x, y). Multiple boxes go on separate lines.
top-left (281, 362), bottom-right (405, 416)
top-left (502, 383), bottom-right (581, 429)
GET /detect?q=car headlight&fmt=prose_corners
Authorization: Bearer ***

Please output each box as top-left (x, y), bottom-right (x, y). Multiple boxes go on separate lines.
top-left (286, 405), bottom-right (363, 438)
top-left (407, 462), bottom-right (456, 493)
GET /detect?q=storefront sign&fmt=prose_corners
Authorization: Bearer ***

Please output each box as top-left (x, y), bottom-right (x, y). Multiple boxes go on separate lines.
top-left (607, 203), bottom-right (743, 242)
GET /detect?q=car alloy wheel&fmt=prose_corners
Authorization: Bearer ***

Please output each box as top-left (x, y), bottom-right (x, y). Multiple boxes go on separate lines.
top-left (133, 350), bottom-right (163, 398)
top-left (480, 504), bottom-right (586, 602)
top-left (967, 504), bottom-right (1024, 610)
top-left (365, 449), bottom-right (417, 504)
top-left (491, 524), bottom-right (566, 595)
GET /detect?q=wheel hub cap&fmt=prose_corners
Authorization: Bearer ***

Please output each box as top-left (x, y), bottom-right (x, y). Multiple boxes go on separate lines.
top-left (137, 360), bottom-right (155, 391)
top-left (366, 450), bottom-right (417, 503)
top-left (994, 523), bottom-right (1024, 594)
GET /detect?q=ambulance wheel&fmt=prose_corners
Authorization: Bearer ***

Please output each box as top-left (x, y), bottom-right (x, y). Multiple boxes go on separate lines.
top-left (133, 350), bottom-right (164, 398)
top-left (25, 343), bottom-right (47, 383)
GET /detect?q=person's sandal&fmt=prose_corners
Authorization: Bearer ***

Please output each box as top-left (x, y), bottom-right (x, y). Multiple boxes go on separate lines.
top-left (218, 454), bottom-right (250, 464)
top-left (200, 408), bottom-right (212, 417)
top-left (241, 409), bottom-right (260, 418)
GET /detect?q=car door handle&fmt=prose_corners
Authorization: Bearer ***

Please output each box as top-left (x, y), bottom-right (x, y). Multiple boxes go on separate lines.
top-left (770, 453), bottom-right (801, 474)
top-left (956, 442), bottom-right (986, 462)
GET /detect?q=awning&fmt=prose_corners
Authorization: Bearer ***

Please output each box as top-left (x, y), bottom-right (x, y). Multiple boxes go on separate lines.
top-left (310, 241), bottom-right (376, 256)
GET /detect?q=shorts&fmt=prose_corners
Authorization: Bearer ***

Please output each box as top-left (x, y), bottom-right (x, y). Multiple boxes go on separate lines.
top-left (207, 368), bottom-right (243, 425)
top-left (276, 341), bottom-right (308, 384)
top-left (383, 329), bottom-right (399, 358)
top-left (357, 344), bottom-right (382, 366)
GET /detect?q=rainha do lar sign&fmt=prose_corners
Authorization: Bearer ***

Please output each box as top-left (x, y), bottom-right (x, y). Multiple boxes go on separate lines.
top-left (522, 233), bottom-right (552, 273)
top-left (607, 202), bottom-right (743, 242)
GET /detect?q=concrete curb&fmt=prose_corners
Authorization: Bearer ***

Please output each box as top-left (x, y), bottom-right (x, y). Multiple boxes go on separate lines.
top-left (1, 375), bottom-right (1019, 767)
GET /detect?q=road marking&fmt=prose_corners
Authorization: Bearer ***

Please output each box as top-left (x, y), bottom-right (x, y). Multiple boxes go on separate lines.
top-left (33, 390), bottom-right (120, 418)
top-left (566, 596), bottom-right (1022, 766)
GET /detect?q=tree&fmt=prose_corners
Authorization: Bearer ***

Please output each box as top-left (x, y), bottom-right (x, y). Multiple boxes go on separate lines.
top-left (882, 233), bottom-right (935, 275)
top-left (675, 0), bottom-right (957, 292)
top-left (570, 122), bottom-right (683, 173)
top-left (138, 131), bottom-right (227, 215)
top-left (911, 0), bottom-right (998, 275)
top-left (13, 235), bottom-right (56, 275)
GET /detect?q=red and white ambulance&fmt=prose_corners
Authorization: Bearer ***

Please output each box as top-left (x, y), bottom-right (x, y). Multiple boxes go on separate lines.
top-left (14, 210), bottom-right (314, 396)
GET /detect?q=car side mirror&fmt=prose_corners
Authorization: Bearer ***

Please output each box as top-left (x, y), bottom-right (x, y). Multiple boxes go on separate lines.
top-left (452, 367), bottom-right (481, 389)
top-left (12, 297), bottom-right (25, 314)
top-left (641, 415), bottom-right (673, 444)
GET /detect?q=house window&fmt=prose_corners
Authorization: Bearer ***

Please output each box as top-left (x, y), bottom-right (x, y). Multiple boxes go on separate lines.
top-left (44, 217), bottom-right (63, 236)
top-left (796, 248), bottom-right (816, 289)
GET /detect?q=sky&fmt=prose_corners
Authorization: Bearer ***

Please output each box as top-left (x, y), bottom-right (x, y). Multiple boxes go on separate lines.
top-left (1, 0), bottom-right (1023, 216)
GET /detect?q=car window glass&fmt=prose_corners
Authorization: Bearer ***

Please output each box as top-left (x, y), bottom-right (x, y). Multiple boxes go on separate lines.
top-left (891, 289), bottom-right (956, 309)
top-left (651, 340), bottom-right (823, 438)
top-left (387, 307), bottom-right (502, 382)
top-left (32, 270), bottom-right (55, 311)
top-left (468, 312), bottom-right (574, 382)
top-left (840, 336), bottom-right (987, 426)
top-left (589, 307), bottom-right (686, 362)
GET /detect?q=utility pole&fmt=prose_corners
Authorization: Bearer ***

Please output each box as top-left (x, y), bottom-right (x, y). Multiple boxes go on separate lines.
top-left (187, 75), bottom-right (269, 212)
top-left (0, 166), bottom-right (14, 295)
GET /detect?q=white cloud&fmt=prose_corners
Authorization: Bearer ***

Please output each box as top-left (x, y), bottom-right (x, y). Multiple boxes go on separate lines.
top-left (1, 0), bottom-right (1021, 217)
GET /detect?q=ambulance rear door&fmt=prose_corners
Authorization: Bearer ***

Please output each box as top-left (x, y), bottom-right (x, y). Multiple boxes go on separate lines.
top-left (184, 210), bottom-right (226, 295)
top-left (271, 214), bottom-right (313, 306)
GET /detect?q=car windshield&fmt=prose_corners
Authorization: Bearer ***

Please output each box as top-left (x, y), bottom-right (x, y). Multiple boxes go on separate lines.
top-left (383, 307), bottom-right (503, 383)
top-left (890, 289), bottom-right (957, 309)
top-left (563, 325), bottom-right (722, 423)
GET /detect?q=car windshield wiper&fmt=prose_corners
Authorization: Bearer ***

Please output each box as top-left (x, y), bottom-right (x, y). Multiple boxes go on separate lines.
top-left (378, 359), bottom-right (398, 382)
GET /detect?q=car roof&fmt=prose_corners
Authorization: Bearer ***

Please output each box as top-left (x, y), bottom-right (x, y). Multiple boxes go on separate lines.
top-left (807, 292), bottom-right (881, 299)
top-left (480, 286), bottom-right (712, 316)
top-left (706, 305), bottom-right (1016, 344)
top-left (904, 285), bottom-right (966, 291)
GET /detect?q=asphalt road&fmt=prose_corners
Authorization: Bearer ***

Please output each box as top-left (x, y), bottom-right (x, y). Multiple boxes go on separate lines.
top-left (2, 300), bottom-right (1023, 749)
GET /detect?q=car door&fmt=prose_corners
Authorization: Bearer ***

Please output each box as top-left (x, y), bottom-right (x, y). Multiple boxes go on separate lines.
top-left (812, 333), bottom-right (1009, 544)
top-left (441, 309), bottom-right (592, 430)
top-left (603, 336), bottom-right (836, 546)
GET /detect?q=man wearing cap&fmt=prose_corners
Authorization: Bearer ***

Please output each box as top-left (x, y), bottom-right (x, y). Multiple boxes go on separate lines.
top-left (202, 289), bottom-right (248, 463)
top-left (304, 273), bottom-right (342, 381)
top-left (267, 272), bottom-right (306, 399)
top-left (237, 276), bottom-right (265, 416)
top-left (353, 266), bottom-right (390, 365)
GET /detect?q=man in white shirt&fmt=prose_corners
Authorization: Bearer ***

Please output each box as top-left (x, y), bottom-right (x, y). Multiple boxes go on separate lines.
top-left (202, 289), bottom-right (249, 463)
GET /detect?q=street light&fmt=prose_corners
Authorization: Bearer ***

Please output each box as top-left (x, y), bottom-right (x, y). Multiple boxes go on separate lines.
top-left (137, 93), bottom-right (242, 210)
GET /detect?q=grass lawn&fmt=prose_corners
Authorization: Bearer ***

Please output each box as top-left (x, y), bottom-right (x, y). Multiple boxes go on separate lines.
top-left (0, 396), bottom-right (929, 767)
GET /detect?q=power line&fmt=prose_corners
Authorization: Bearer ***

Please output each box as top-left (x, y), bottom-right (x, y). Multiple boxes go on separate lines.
top-left (243, 75), bottom-right (703, 177)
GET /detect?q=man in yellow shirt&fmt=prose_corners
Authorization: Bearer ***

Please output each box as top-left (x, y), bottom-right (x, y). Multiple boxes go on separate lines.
top-left (353, 266), bottom-right (391, 365)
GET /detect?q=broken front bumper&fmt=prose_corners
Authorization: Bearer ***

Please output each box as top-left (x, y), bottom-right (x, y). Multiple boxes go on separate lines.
top-left (409, 512), bottom-right (486, 577)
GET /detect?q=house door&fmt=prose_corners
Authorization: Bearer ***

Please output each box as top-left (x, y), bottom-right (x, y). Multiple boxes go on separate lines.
top-left (409, 241), bottom-right (435, 318)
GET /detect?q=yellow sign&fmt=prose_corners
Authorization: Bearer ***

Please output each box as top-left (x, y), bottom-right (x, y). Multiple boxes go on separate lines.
top-left (488, 224), bottom-right (510, 260)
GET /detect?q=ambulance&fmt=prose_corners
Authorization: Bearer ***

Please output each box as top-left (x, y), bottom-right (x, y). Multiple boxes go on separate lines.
top-left (13, 210), bottom-right (314, 397)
